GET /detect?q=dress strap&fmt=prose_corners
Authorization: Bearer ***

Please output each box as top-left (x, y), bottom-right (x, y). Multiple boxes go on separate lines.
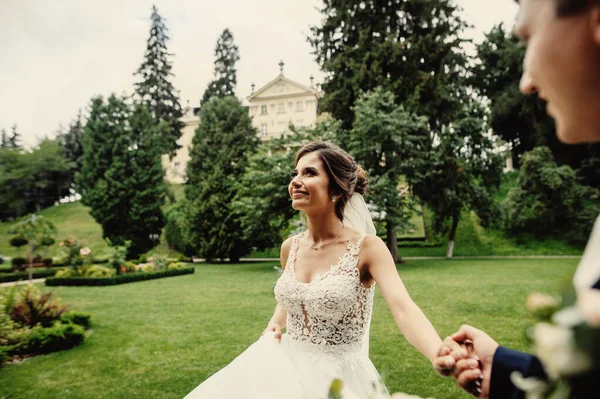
top-left (347, 233), bottom-right (368, 257)
top-left (285, 233), bottom-right (302, 271)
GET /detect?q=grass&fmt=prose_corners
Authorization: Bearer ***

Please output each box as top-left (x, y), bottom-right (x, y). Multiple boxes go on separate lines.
top-left (0, 258), bottom-right (578, 399)
top-left (0, 184), bottom-right (184, 260)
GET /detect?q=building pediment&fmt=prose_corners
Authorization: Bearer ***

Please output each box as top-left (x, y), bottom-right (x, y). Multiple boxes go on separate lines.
top-left (248, 75), bottom-right (317, 101)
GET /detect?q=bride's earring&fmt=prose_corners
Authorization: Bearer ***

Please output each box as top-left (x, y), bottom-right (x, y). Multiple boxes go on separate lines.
top-left (331, 196), bottom-right (336, 202)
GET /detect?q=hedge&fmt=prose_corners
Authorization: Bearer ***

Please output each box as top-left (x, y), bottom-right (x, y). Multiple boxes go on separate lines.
top-left (0, 269), bottom-right (61, 283)
top-left (45, 267), bottom-right (195, 286)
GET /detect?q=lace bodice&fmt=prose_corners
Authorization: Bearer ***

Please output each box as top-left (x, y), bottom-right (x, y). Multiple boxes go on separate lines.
top-left (274, 233), bottom-right (374, 355)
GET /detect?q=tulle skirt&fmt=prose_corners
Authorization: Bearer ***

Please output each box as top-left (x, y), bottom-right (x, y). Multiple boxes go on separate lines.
top-left (184, 332), bottom-right (389, 399)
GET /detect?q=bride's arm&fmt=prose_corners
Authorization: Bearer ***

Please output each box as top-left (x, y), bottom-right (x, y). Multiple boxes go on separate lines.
top-left (363, 235), bottom-right (442, 365)
top-left (261, 237), bottom-right (292, 342)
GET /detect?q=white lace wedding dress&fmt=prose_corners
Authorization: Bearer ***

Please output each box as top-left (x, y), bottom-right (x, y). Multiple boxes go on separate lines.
top-left (184, 233), bottom-right (389, 399)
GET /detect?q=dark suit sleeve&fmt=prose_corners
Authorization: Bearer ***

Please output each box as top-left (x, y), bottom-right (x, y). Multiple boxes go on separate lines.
top-left (489, 346), bottom-right (547, 399)
top-left (592, 277), bottom-right (600, 290)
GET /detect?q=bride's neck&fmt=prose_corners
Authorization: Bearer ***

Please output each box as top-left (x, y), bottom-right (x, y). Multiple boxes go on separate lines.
top-left (305, 211), bottom-right (344, 242)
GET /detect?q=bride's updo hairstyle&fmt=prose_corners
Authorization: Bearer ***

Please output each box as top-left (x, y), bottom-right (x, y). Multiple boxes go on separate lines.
top-left (295, 141), bottom-right (368, 222)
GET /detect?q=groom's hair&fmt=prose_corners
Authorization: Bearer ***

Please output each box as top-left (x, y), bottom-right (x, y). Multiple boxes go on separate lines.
top-left (516, 0), bottom-right (599, 16)
top-left (295, 141), bottom-right (368, 222)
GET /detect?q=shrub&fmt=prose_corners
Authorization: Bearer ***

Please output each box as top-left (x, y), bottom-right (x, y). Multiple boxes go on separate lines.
top-left (164, 201), bottom-right (196, 256)
top-left (11, 257), bottom-right (26, 270)
top-left (60, 311), bottom-right (91, 329)
top-left (21, 322), bottom-right (85, 355)
top-left (138, 254), bottom-right (148, 263)
top-left (55, 268), bottom-right (74, 278)
top-left (122, 261), bottom-right (137, 273)
top-left (45, 267), bottom-right (195, 286)
top-left (148, 254), bottom-right (169, 270)
top-left (0, 269), bottom-right (59, 283)
top-left (42, 257), bottom-right (53, 267)
top-left (141, 264), bottom-right (156, 273)
top-left (167, 262), bottom-right (185, 270)
top-left (176, 254), bottom-right (192, 263)
top-left (84, 265), bottom-right (116, 278)
top-left (10, 285), bottom-right (68, 328)
top-left (9, 236), bottom-right (28, 247)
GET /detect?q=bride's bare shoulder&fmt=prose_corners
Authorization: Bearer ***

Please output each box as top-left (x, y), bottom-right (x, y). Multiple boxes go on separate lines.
top-left (280, 236), bottom-right (295, 269)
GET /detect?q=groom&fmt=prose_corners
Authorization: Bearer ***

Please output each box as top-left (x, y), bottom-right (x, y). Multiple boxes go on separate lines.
top-left (434, 0), bottom-right (600, 398)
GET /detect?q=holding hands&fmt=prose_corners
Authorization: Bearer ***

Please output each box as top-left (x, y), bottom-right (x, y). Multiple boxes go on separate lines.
top-left (435, 325), bottom-right (499, 399)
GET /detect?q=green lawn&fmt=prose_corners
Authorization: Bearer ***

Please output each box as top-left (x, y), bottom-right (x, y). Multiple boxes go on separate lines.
top-left (0, 258), bottom-right (578, 399)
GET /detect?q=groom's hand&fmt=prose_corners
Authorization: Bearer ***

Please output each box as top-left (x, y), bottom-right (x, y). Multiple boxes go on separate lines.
top-left (434, 336), bottom-right (469, 377)
top-left (451, 325), bottom-right (499, 399)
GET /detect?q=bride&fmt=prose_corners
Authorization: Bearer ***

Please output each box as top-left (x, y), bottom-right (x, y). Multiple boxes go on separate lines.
top-left (184, 141), bottom-right (447, 398)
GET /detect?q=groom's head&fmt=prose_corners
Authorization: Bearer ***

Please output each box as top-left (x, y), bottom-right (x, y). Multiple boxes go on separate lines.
top-left (515, 0), bottom-right (600, 144)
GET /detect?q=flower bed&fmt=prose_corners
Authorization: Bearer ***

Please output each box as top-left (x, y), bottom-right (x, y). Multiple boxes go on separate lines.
top-left (45, 267), bottom-right (195, 286)
top-left (1, 285), bottom-right (91, 367)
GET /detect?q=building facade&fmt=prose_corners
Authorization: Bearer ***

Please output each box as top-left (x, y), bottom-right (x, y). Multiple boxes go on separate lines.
top-left (162, 68), bottom-right (320, 183)
top-left (247, 72), bottom-right (320, 141)
top-left (161, 105), bottom-right (200, 184)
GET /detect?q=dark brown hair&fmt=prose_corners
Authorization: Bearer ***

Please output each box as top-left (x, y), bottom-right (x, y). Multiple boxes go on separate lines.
top-left (294, 141), bottom-right (368, 221)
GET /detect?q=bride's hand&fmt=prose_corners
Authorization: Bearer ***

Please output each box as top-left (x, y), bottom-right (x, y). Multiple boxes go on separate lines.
top-left (261, 322), bottom-right (283, 343)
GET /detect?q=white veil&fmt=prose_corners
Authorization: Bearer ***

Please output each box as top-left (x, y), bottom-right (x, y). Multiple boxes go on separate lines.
top-left (342, 192), bottom-right (375, 356)
top-left (343, 193), bottom-right (376, 236)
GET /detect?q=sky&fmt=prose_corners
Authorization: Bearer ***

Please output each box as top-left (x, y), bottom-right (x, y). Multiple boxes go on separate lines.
top-left (0, 0), bottom-right (519, 148)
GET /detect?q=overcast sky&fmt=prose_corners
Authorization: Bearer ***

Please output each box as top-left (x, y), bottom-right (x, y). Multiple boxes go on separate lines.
top-left (0, 0), bottom-right (518, 148)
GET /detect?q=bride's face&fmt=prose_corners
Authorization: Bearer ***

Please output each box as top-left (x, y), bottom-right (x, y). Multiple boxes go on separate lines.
top-left (289, 152), bottom-right (334, 213)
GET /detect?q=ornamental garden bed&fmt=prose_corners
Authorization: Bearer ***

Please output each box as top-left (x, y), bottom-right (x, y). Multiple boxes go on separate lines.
top-left (0, 285), bottom-right (91, 368)
top-left (45, 267), bottom-right (194, 286)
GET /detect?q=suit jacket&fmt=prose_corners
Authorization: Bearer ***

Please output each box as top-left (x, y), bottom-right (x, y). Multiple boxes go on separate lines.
top-left (490, 214), bottom-right (600, 399)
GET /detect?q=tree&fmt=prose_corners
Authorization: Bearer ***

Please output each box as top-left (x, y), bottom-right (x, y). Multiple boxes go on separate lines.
top-left (503, 147), bottom-right (599, 244)
top-left (185, 96), bottom-right (258, 262)
top-left (309, 0), bottom-right (470, 130)
top-left (471, 24), bottom-right (600, 173)
top-left (134, 5), bottom-right (183, 159)
top-left (8, 214), bottom-right (57, 281)
top-left (347, 88), bottom-right (430, 263)
top-left (77, 95), bottom-right (168, 258)
top-left (412, 105), bottom-right (503, 257)
top-left (57, 110), bottom-right (85, 194)
top-left (0, 129), bottom-right (9, 149)
top-left (0, 139), bottom-right (72, 221)
top-left (201, 28), bottom-right (240, 104)
top-left (8, 124), bottom-right (21, 149)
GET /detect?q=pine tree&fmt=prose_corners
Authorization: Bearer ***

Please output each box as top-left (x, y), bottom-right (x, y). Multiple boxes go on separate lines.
top-left (9, 124), bottom-right (21, 149)
top-left (185, 96), bottom-right (258, 262)
top-left (0, 129), bottom-right (9, 149)
top-left (124, 102), bottom-right (167, 256)
top-left (201, 29), bottom-right (240, 104)
top-left (77, 95), bottom-right (167, 258)
top-left (309, 0), bottom-right (469, 130)
top-left (57, 110), bottom-right (85, 194)
top-left (134, 5), bottom-right (183, 159)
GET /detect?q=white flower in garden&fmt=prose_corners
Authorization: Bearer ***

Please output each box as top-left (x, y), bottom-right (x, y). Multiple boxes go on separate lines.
top-left (534, 323), bottom-right (592, 379)
top-left (79, 247), bottom-right (92, 256)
